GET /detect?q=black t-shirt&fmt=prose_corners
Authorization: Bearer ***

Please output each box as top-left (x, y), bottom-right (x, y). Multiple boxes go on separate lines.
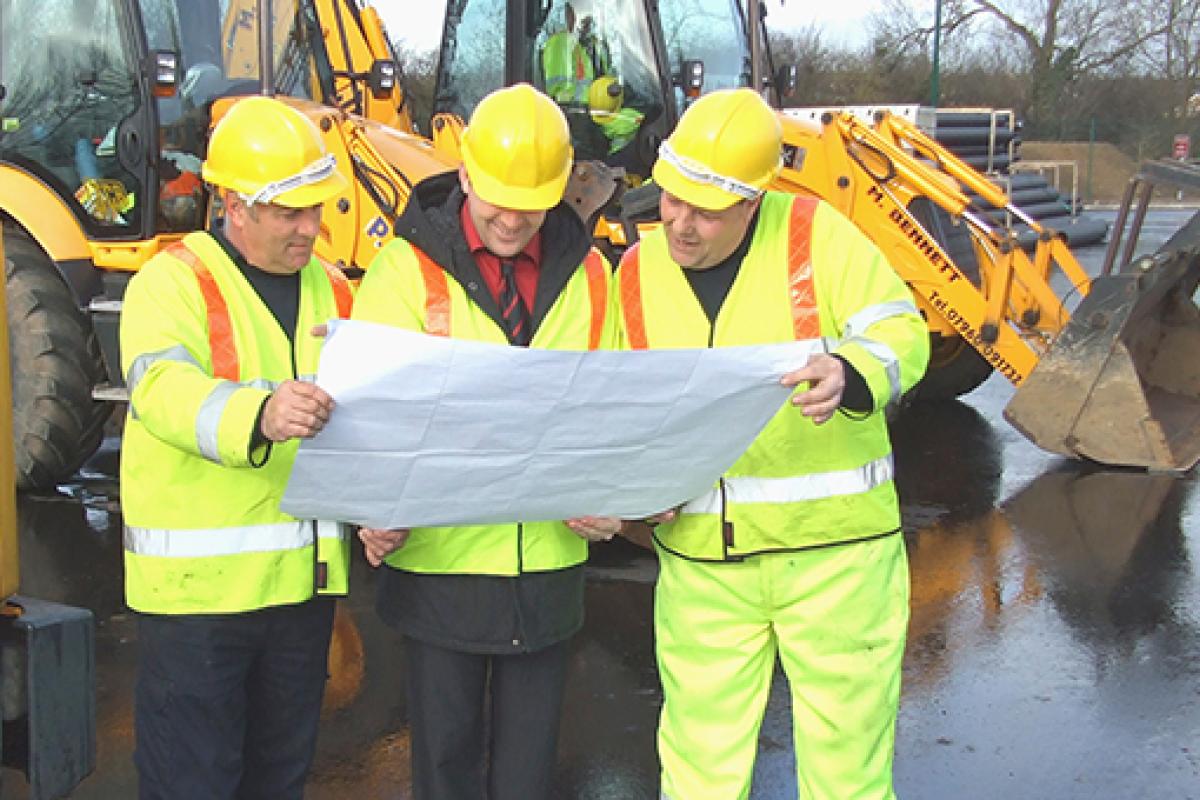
top-left (211, 228), bottom-right (300, 343)
top-left (682, 211), bottom-right (757, 326)
top-left (679, 212), bottom-right (873, 412)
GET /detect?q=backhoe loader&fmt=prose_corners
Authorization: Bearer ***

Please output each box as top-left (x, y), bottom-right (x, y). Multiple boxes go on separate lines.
top-left (0, 234), bottom-right (95, 800)
top-left (0, 0), bottom-right (454, 490)
top-left (430, 0), bottom-right (1200, 470)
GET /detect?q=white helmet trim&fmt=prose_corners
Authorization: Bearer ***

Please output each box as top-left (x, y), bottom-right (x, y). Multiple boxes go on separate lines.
top-left (243, 153), bottom-right (338, 206)
top-left (657, 141), bottom-right (764, 201)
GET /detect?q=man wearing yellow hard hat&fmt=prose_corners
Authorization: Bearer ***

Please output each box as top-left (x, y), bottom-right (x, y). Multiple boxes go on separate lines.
top-left (618, 88), bottom-right (929, 799)
top-left (120, 95), bottom-right (354, 798)
top-left (352, 83), bottom-right (623, 800)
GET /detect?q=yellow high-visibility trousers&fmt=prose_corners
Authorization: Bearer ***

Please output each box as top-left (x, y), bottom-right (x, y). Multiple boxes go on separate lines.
top-left (655, 533), bottom-right (909, 800)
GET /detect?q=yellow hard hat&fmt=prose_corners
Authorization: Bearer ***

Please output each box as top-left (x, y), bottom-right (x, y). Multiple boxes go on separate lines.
top-left (460, 84), bottom-right (573, 211)
top-left (589, 76), bottom-right (622, 114)
top-left (652, 88), bottom-right (782, 211)
top-left (202, 96), bottom-right (347, 207)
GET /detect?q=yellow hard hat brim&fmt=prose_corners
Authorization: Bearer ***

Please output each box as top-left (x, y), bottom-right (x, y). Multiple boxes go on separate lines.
top-left (652, 158), bottom-right (742, 212)
top-left (466, 159), bottom-right (570, 212)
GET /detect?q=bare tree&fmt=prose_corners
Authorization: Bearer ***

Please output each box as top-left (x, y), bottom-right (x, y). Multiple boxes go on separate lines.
top-left (1134, 0), bottom-right (1200, 127)
top-left (956, 0), bottom-right (1168, 135)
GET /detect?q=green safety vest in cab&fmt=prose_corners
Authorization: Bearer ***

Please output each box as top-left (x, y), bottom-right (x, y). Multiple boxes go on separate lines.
top-left (542, 31), bottom-right (594, 104)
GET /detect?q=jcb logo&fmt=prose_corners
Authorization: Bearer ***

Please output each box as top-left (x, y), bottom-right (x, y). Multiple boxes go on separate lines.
top-left (365, 216), bottom-right (390, 247)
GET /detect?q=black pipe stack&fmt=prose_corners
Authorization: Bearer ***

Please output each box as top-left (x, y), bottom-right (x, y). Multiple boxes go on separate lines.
top-left (933, 108), bottom-right (1108, 247)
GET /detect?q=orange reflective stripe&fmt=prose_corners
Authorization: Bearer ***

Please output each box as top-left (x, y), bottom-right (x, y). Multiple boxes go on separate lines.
top-left (583, 249), bottom-right (607, 350)
top-left (413, 246), bottom-right (451, 336)
top-left (788, 195), bottom-right (821, 340)
top-left (618, 244), bottom-right (648, 350)
top-left (168, 242), bottom-right (239, 381)
top-left (319, 260), bottom-right (353, 319)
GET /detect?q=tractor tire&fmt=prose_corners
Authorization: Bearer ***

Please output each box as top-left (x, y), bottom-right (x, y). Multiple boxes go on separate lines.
top-left (910, 333), bottom-right (995, 400)
top-left (4, 232), bottom-right (110, 490)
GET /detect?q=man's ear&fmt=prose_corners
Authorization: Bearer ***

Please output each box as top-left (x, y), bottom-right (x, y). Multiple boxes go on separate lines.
top-left (458, 164), bottom-right (471, 196)
top-left (223, 190), bottom-right (251, 227)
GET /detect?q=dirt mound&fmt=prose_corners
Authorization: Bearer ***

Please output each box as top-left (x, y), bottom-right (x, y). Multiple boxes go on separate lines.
top-left (1017, 141), bottom-right (1200, 205)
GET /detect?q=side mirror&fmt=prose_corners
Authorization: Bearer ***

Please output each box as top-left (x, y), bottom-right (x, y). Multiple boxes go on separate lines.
top-left (773, 64), bottom-right (798, 99)
top-left (368, 59), bottom-right (398, 99)
top-left (674, 59), bottom-right (704, 99)
top-left (151, 50), bottom-right (180, 99)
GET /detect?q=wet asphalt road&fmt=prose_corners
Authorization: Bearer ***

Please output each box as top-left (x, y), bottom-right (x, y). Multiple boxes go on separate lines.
top-left (3, 209), bottom-right (1199, 799)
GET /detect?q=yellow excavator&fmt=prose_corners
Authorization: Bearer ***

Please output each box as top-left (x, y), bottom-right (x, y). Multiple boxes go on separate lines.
top-left (0, 0), bottom-right (455, 490)
top-left (4, 0), bottom-right (1200, 491)
top-left (428, 0), bottom-right (1200, 471)
top-left (1, 233), bottom-right (95, 800)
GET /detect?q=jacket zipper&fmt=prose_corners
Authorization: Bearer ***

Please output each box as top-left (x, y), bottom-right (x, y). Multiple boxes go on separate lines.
top-left (511, 522), bottom-right (526, 648)
top-left (719, 479), bottom-right (734, 548)
top-left (708, 322), bottom-right (734, 549)
top-left (289, 319), bottom-right (320, 590)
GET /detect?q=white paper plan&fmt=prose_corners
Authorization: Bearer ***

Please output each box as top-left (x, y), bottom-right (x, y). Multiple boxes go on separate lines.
top-left (281, 320), bottom-right (824, 528)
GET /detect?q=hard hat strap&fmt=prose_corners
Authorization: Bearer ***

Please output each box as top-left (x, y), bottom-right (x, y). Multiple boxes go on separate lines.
top-left (657, 141), bottom-right (763, 201)
top-left (243, 154), bottom-right (338, 206)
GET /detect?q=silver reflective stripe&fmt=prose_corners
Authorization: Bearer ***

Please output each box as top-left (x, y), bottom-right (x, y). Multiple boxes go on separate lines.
top-left (124, 520), bottom-right (313, 557)
top-left (298, 373), bottom-right (317, 383)
top-left (657, 141), bottom-right (767, 201)
top-left (841, 300), bottom-right (918, 339)
top-left (316, 520), bottom-right (349, 541)
top-left (127, 345), bottom-right (201, 397)
top-left (195, 381), bottom-right (241, 463)
top-left (248, 378), bottom-right (279, 391)
top-left (844, 337), bottom-right (902, 404)
top-left (681, 455), bottom-right (894, 514)
top-left (244, 153), bottom-right (337, 206)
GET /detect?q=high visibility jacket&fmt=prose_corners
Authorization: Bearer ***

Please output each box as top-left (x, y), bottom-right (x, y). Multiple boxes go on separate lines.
top-left (593, 107), bottom-right (644, 154)
top-left (619, 193), bottom-right (929, 561)
top-left (542, 31), bottom-right (593, 103)
top-left (352, 237), bottom-right (619, 575)
top-left (120, 231), bottom-right (354, 613)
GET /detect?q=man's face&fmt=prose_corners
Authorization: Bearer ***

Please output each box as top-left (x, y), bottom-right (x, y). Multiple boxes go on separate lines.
top-left (459, 167), bottom-right (548, 258)
top-left (659, 191), bottom-right (759, 270)
top-left (226, 192), bottom-right (323, 274)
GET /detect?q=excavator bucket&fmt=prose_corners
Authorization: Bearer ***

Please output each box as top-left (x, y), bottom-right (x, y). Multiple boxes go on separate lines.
top-left (1004, 241), bottom-right (1200, 470)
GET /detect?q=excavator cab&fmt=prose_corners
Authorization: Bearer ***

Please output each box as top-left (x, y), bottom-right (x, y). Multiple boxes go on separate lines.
top-left (1, 0), bottom-right (439, 490)
top-left (434, 0), bottom-right (759, 183)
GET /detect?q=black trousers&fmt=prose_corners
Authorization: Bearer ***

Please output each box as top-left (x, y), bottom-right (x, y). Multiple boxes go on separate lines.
top-left (405, 636), bottom-right (571, 800)
top-left (134, 597), bottom-right (336, 800)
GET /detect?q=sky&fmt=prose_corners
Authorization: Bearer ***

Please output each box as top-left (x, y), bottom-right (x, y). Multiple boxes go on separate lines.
top-left (369, 0), bottom-right (894, 54)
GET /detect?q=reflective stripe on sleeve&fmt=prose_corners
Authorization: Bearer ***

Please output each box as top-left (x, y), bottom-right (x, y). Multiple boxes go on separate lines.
top-left (842, 337), bottom-right (902, 404)
top-left (680, 455), bottom-right (894, 514)
top-left (195, 381), bottom-right (241, 463)
top-left (841, 300), bottom-right (919, 340)
top-left (127, 345), bottom-right (202, 397)
top-left (125, 520), bottom-right (313, 557)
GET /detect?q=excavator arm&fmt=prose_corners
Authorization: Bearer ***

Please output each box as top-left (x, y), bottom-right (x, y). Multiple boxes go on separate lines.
top-left (774, 109), bottom-right (1200, 469)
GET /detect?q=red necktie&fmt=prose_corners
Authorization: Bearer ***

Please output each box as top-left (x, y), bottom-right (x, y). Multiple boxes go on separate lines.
top-left (499, 259), bottom-right (531, 346)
